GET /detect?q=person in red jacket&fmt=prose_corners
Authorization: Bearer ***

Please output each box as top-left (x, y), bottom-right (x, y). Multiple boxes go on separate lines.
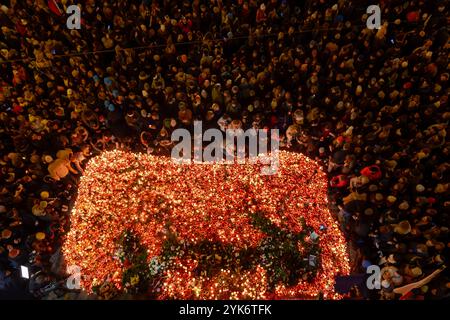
top-left (178, 15), bottom-right (192, 35)
top-left (361, 165), bottom-right (382, 180)
top-left (256, 4), bottom-right (267, 24)
top-left (330, 175), bottom-right (349, 188)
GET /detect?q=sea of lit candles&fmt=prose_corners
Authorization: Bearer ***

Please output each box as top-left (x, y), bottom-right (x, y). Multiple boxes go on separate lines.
top-left (62, 150), bottom-right (350, 299)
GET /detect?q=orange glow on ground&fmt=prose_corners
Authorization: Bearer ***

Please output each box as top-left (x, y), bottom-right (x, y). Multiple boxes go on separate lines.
top-left (62, 150), bottom-right (350, 299)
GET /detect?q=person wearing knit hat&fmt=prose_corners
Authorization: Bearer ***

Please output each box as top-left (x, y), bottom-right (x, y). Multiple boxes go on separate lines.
top-left (8, 248), bottom-right (20, 259)
top-left (409, 266), bottom-right (423, 278)
top-left (139, 71), bottom-right (149, 81)
top-left (387, 195), bottom-right (397, 203)
top-left (36, 232), bottom-right (46, 241)
top-left (375, 193), bottom-right (384, 202)
top-left (1, 229), bottom-right (12, 239)
top-left (32, 203), bottom-right (46, 216)
top-left (43, 155), bottom-right (54, 164)
top-left (40, 191), bottom-right (50, 199)
top-left (71, 69), bottom-right (79, 78)
top-left (433, 255), bottom-right (444, 264)
top-left (30, 154), bottom-right (40, 164)
top-left (398, 201), bottom-right (409, 210)
top-left (434, 184), bottom-right (447, 193)
top-left (416, 184), bottom-right (425, 192)
top-left (394, 220), bottom-right (411, 235)
top-left (415, 243), bottom-right (428, 255)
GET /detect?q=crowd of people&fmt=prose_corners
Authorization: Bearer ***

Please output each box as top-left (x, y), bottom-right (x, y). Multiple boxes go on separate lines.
top-left (0, 0), bottom-right (449, 299)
